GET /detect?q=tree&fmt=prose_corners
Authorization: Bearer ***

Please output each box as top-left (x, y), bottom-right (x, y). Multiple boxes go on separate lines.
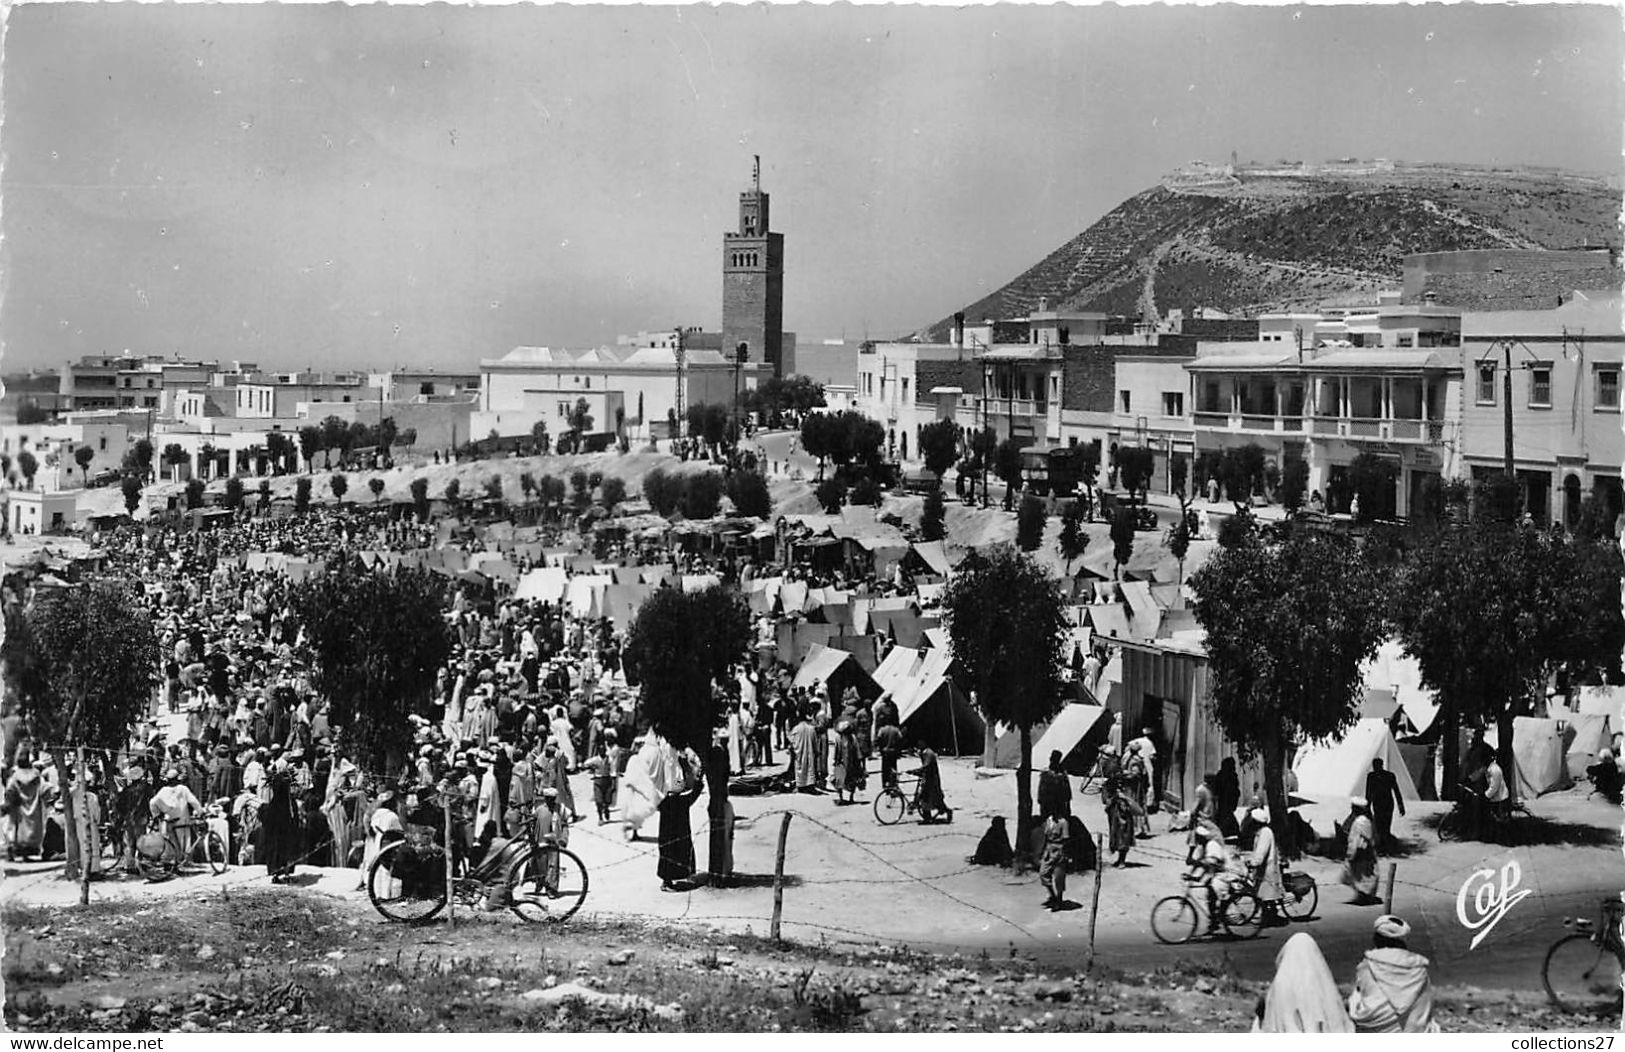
top-left (185, 478), bottom-right (206, 509)
top-left (298, 427), bottom-right (323, 472)
top-left (444, 478), bottom-right (462, 506)
top-left (320, 415), bottom-right (349, 468)
top-left (1473, 474), bottom-right (1523, 526)
top-left (73, 445), bottom-right (94, 483)
top-left (292, 565), bottom-right (452, 773)
top-left (1218, 504), bottom-right (1258, 549)
top-left (568, 398), bottom-right (594, 434)
top-left (687, 404), bottom-right (730, 455)
top-left (258, 479), bottom-right (272, 508)
top-left (330, 473), bottom-right (349, 504)
top-left (161, 443), bottom-right (188, 482)
top-left (3, 582), bottom-right (159, 879)
top-left (622, 587), bottom-right (751, 751)
top-left (398, 427), bottom-right (417, 449)
top-left (17, 451), bottom-right (36, 489)
top-left (943, 546), bottom-right (1068, 860)
top-left (643, 468), bottom-right (679, 516)
top-left (918, 420), bottom-right (960, 482)
top-left (540, 474), bottom-right (567, 514)
top-left (1116, 446), bottom-right (1157, 504)
top-left (921, 487), bottom-right (947, 541)
top-left (120, 474), bottom-right (143, 516)
top-left (263, 432), bottom-right (288, 475)
top-left (1190, 529), bottom-right (1390, 855)
top-left (849, 476), bottom-right (882, 507)
top-left (1166, 494), bottom-right (1193, 590)
top-left (1347, 453), bottom-right (1399, 522)
top-left (409, 477), bottom-right (430, 521)
top-left (1059, 499), bottom-right (1088, 573)
top-left (1016, 493), bottom-right (1047, 551)
top-left (484, 476), bottom-right (504, 503)
top-left (376, 417), bottom-right (399, 451)
top-left (570, 469), bottom-right (591, 508)
top-left (295, 477), bottom-right (312, 513)
top-left (531, 420), bottom-right (550, 456)
top-left (727, 470), bottom-right (772, 519)
top-left (1393, 521), bottom-right (1624, 804)
top-left (994, 438), bottom-right (1024, 511)
top-left (519, 471), bottom-right (536, 505)
top-left (1109, 506), bottom-right (1136, 579)
top-left (16, 399), bottom-right (49, 425)
top-left (600, 476), bottom-right (628, 510)
top-left (126, 439), bottom-right (154, 481)
top-left (369, 477), bottom-right (386, 503)
top-left (223, 476), bottom-right (245, 510)
top-left (814, 477), bottom-right (846, 514)
top-left (679, 472), bottom-right (725, 519)
top-left (1279, 459), bottom-right (1310, 513)
top-left (800, 413), bottom-right (835, 480)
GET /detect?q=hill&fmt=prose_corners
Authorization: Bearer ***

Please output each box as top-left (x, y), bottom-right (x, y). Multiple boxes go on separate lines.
top-left (922, 161), bottom-right (1621, 338)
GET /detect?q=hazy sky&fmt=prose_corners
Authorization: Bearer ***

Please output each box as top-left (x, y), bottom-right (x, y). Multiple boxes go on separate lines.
top-left (3, 3), bottom-right (1620, 374)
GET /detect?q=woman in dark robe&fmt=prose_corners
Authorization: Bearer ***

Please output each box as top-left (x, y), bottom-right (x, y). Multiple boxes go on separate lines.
top-left (260, 766), bottom-right (303, 883)
top-left (1103, 776), bottom-right (1137, 868)
top-left (656, 746), bottom-right (703, 891)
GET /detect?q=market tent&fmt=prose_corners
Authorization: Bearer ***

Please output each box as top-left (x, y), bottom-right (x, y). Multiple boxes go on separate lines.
top-left (869, 609), bottom-right (925, 649)
top-left (792, 643), bottom-right (880, 703)
top-left (982, 722), bottom-right (1037, 769)
top-left (1486, 717), bottom-right (1573, 798)
top-left (1291, 718), bottom-right (1420, 802)
top-left (915, 582), bottom-right (946, 607)
top-left (873, 645), bottom-right (982, 755)
top-left (1579, 686), bottom-right (1625, 725)
top-left (780, 581), bottom-right (811, 617)
top-left (1361, 639), bottom-right (1438, 736)
top-left (682, 573), bottom-right (721, 594)
top-left (565, 574), bottom-right (613, 619)
top-left (567, 554), bottom-right (598, 574)
top-left (775, 623), bottom-right (841, 668)
top-left (1565, 712), bottom-right (1613, 779)
top-left (912, 541), bottom-right (953, 576)
top-left (1086, 605), bottom-right (1134, 642)
top-left (1117, 581), bottom-right (1164, 641)
top-left (1032, 703), bottom-right (1113, 777)
top-left (1361, 687), bottom-right (1399, 722)
top-left (641, 567), bottom-right (671, 588)
top-left (514, 568), bottom-right (569, 604)
top-left (923, 627), bottom-right (951, 652)
top-left (603, 584), bottom-right (653, 633)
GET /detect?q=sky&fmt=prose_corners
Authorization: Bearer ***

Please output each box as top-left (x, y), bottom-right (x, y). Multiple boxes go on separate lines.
top-left (3, 3), bottom-right (1621, 374)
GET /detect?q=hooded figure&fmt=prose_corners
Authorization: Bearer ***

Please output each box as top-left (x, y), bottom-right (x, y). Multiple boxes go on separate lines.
top-left (1253, 933), bottom-right (1355, 1033)
top-left (1346, 915), bottom-right (1439, 1033)
top-left (970, 816), bottom-right (1015, 867)
top-left (1341, 797), bottom-right (1380, 903)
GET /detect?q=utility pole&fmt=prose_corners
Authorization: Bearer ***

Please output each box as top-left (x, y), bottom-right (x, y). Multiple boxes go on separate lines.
top-left (1501, 339), bottom-right (1515, 478)
top-left (674, 327), bottom-right (687, 445)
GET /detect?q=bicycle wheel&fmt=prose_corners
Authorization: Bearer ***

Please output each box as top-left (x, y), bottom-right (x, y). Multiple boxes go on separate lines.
top-left (367, 841), bottom-right (447, 924)
top-left (509, 846), bottom-right (589, 923)
top-left (1151, 895), bottom-right (1199, 945)
top-left (1543, 933), bottom-right (1623, 1015)
top-left (873, 789), bottom-right (906, 826)
top-left (1281, 878), bottom-right (1318, 921)
top-left (1223, 892), bottom-right (1264, 940)
top-left (202, 832), bottom-right (228, 876)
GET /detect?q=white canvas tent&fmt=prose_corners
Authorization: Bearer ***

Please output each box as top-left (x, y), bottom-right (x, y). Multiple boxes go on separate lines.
top-left (792, 642), bottom-right (879, 701)
top-left (1565, 712), bottom-right (1613, 779)
top-left (1486, 717), bottom-right (1573, 798)
top-left (565, 574), bottom-right (612, 618)
top-left (1361, 639), bottom-right (1438, 736)
top-left (514, 568), bottom-right (569, 604)
top-left (1032, 703), bottom-right (1112, 777)
top-left (1292, 718), bottom-right (1420, 802)
top-left (873, 645), bottom-right (983, 755)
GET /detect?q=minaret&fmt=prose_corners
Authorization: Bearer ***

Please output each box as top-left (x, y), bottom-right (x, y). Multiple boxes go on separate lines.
top-left (722, 157), bottom-right (785, 377)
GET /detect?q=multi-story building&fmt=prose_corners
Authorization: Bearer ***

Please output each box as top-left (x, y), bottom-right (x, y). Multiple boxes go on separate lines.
top-left (1186, 295), bottom-right (1463, 518)
top-left (367, 370), bottom-right (483, 403)
top-left (0, 422), bottom-right (131, 491)
top-left (854, 341), bottom-right (980, 460)
top-left (1458, 289), bottom-right (1624, 527)
top-left (722, 159), bottom-right (787, 377)
top-left (58, 354), bottom-right (224, 414)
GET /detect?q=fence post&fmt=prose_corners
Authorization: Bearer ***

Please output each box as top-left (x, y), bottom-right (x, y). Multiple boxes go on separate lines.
top-left (1383, 861), bottom-right (1398, 915)
top-left (444, 792), bottom-right (456, 928)
top-left (75, 746), bottom-right (91, 906)
top-left (770, 813), bottom-right (793, 943)
top-left (1086, 834), bottom-right (1105, 971)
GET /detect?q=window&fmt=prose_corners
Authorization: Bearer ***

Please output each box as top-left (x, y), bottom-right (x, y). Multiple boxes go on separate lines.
top-left (1119, 390), bottom-right (1131, 413)
top-left (1529, 365), bottom-right (1552, 408)
top-left (99, 436), bottom-right (107, 451)
top-left (1597, 368), bottom-right (1620, 412)
top-left (1162, 391), bottom-right (1185, 417)
top-left (1397, 335), bottom-right (1414, 348)
top-left (901, 378), bottom-right (910, 402)
top-left (1476, 363), bottom-right (1497, 405)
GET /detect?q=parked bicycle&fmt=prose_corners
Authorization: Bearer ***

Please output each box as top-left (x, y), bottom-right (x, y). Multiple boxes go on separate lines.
top-left (365, 809), bottom-right (588, 926)
top-left (872, 776), bottom-right (954, 826)
top-left (1280, 869), bottom-right (1319, 921)
top-left (1151, 872), bottom-right (1265, 944)
top-left (1542, 897), bottom-right (1625, 1015)
top-left (1437, 783), bottom-right (1534, 845)
top-left (136, 817), bottom-right (228, 882)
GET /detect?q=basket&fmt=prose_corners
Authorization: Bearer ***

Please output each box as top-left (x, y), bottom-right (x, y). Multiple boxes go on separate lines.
top-left (403, 824), bottom-right (438, 850)
top-left (1284, 870), bottom-right (1314, 896)
top-left (136, 832), bottom-right (168, 861)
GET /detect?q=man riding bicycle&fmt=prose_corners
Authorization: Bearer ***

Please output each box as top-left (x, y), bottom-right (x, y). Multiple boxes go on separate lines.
top-left (1191, 823), bottom-right (1249, 934)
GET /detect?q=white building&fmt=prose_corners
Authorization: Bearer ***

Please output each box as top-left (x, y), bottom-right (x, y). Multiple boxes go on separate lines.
top-left (0, 422), bottom-right (131, 491)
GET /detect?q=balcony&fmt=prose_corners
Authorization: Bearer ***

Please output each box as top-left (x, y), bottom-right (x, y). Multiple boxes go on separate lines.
top-left (984, 398), bottom-right (1046, 417)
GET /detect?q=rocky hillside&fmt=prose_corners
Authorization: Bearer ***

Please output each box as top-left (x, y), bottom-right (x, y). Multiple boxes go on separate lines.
top-left (923, 163), bottom-right (1621, 337)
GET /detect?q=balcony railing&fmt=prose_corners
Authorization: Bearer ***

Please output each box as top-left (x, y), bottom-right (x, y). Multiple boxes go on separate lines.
top-left (1193, 412), bottom-right (1447, 443)
top-left (984, 399), bottom-right (1046, 416)
top-left (1240, 414), bottom-right (1276, 431)
top-left (1347, 418), bottom-right (1381, 437)
top-left (1193, 411), bottom-right (1229, 427)
top-left (1389, 420), bottom-right (1422, 441)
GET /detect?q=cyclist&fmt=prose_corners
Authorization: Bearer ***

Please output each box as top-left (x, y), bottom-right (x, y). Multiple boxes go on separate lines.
top-left (908, 746), bottom-right (948, 824)
top-left (1191, 823), bottom-right (1248, 934)
top-left (148, 767), bottom-right (204, 859)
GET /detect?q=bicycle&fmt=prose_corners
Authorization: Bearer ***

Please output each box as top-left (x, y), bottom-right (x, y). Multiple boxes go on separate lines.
top-left (1542, 897), bottom-right (1625, 1015)
top-left (1151, 873), bottom-right (1264, 944)
top-left (1437, 784), bottom-right (1534, 845)
top-left (365, 808), bottom-right (589, 926)
top-left (1280, 869), bottom-right (1319, 921)
top-left (136, 817), bottom-right (228, 882)
top-left (872, 776), bottom-right (954, 826)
